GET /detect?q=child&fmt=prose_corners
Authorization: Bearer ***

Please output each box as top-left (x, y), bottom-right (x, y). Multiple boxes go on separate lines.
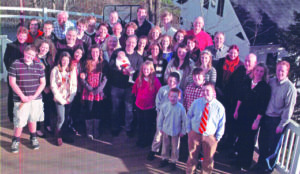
top-left (183, 67), bottom-right (205, 111)
top-left (157, 88), bottom-right (186, 171)
top-left (160, 34), bottom-right (173, 62)
top-left (116, 51), bottom-right (135, 83)
top-left (132, 61), bottom-right (161, 147)
top-left (147, 72), bottom-right (181, 160)
top-left (9, 45), bottom-right (46, 153)
top-left (81, 44), bottom-right (108, 140)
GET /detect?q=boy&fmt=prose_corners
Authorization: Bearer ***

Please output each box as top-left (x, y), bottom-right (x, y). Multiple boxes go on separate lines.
top-left (9, 45), bottom-right (46, 153)
top-left (157, 88), bottom-right (186, 171)
top-left (183, 67), bottom-right (205, 111)
top-left (147, 72), bottom-right (181, 160)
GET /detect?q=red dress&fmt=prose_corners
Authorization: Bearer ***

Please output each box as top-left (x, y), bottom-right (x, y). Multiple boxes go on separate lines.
top-left (82, 72), bottom-right (103, 101)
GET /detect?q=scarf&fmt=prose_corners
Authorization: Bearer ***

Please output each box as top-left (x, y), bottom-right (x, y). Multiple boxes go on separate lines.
top-left (222, 56), bottom-right (240, 82)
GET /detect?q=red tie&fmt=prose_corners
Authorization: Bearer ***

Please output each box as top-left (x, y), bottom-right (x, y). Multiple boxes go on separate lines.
top-left (199, 103), bottom-right (209, 134)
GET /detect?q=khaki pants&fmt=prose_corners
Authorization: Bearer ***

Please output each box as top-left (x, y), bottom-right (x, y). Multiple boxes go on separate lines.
top-left (161, 132), bottom-right (180, 163)
top-left (186, 131), bottom-right (218, 174)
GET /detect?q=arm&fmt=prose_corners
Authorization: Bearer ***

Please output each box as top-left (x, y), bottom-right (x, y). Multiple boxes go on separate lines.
top-left (81, 73), bottom-right (93, 91)
top-left (50, 67), bottom-right (67, 105)
top-left (233, 100), bottom-right (242, 120)
top-left (186, 102), bottom-right (195, 133)
top-left (155, 88), bottom-right (163, 112)
top-left (9, 76), bottom-right (29, 102)
top-left (93, 75), bottom-right (107, 95)
top-left (31, 77), bottom-right (46, 100)
top-left (68, 69), bottom-right (78, 103)
top-left (210, 67), bottom-right (217, 84)
top-left (215, 107), bottom-right (226, 141)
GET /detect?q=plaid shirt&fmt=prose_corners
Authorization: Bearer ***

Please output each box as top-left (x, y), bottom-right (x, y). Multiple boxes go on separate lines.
top-left (183, 83), bottom-right (204, 111)
top-left (82, 72), bottom-right (103, 101)
top-left (53, 20), bottom-right (75, 40)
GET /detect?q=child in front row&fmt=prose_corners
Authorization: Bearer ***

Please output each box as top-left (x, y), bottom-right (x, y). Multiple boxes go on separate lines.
top-left (157, 88), bottom-right (186, 171)
top-left (147, 72), bottom-right (181, 160)
top-left (132, 61), bottom-right (161, 147)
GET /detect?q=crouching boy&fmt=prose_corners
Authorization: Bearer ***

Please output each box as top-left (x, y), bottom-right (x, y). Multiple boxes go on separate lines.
top-left (9, 45), bottom-right (46, 153)
top-left (157, 88), bottom-right (186, 171)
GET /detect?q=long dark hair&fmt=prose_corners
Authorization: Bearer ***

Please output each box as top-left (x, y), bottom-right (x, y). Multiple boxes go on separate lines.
top-left (173, 43), bottom-right (190, 70)
top-left (58, 51), bottom-right (74, 72)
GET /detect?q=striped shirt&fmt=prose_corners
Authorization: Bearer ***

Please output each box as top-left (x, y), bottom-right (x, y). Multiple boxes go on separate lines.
top-left (9, 59), bottom-right (45, 102)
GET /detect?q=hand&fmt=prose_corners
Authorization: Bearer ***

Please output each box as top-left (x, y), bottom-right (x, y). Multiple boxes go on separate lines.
top-left (122, 68), bottom-right (129, 75)
top-left (233, 110), bottom-right (238, 120)
top-left (44, 87), bottom-right (50, 94)
top-left (252, 119), bottom-right (260, 130)
top-left (28, 95), bottom-right (35, 101)
top-left (276, 126), bottom-right (283, 134)
top-left (20, 95), bottom-right (30, 103)
top-left (80, 73), bottom-right (86, 79)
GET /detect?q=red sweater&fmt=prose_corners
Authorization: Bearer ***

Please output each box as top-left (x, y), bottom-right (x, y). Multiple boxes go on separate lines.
top-left (186, 30), bottom-right (213, 51)
top-left (26, 30), bottom-right (44, 44)
top-left (132, 77), bottom-right (161, 110)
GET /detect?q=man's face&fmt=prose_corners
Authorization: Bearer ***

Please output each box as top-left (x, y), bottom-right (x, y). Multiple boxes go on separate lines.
top-left (203, 85), bottom-right (214, 102)
top-left (113, 24), bottom-right (122, 36)
top-left (110, 12), bottom-right (118, 24)
top-left (126, 37), bottom-right (137, 52)
top-left (17, 33), bottom-right (28, 44)
top-left (244, 54), bottom-right (257, 72)
top-left (276, 64), bottom-right (289, 81)
top-left (193, 18), bottom-right (204, 32)
top-left (24, 50), bottom-right (36, 63)
top-left (137, 9), bottom-right (147, 21)
top-left (66, 30), bottom-right (77, 45)
top-left (193, 74), bottom-right (204, 87)
top-left (162, 15), bottom-right (171, 25)
top-left (29, 20), bottom-right (39, 35)
top-left (58, 13), bottom-right (68, 26)
top-left (77, 23), bottom-right (87, 34)
top-left (43, 24), bottom-right (53, 37)
top-left (87, 19), bottom-right (96, 32)
top-left (214, 33), bottom-right (224, 48)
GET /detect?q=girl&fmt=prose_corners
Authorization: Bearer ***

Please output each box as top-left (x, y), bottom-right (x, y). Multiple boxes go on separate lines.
top-left (50, 51), bottom-right (77, 146)
top-left (145, 43), bottom-right (168, 85)
top-left (196, 50), bottom-right (217, 84)
top-left (160, 34), bottom-right (173, 62)
top-left (164, 43), bottom-right (195, 91)
top-left (35, 39), bottom-right (56, 136)
top-left (173, 29), bottom-right (186, 52)
top-left (132, 61), bottom-right (161, 147)
top-left (148, 26), bottom-right (161, 45)
top-left (81, 44), bottom-right (108, 140)
top-left (186, 35), bottom-right (200, 63)
top-left (136, 36), bottom-right (148, 57)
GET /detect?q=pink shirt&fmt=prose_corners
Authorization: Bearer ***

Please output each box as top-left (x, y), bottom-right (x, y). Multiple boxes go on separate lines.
top-left (132, 77), bottom-right (161, 110)
top-left (186, 30), bottom-right (213, 51)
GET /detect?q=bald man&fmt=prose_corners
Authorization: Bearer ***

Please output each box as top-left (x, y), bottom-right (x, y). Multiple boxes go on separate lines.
top-left (53, 11), bottom-right (75, 40)
top-left (186, 16), bottom-right (213, 51)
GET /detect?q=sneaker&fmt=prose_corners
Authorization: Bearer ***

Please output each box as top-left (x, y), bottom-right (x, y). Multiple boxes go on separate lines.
top-left (169, 163), bottom-right (176, 171)
top-left (11, 139), bottom-right (20, 153)
top-left (159, 159), bottom-right (169, 168)
top-left (147, 151), bottom-right (156, 161)
top-left (30, 137), bottom-right (40, 150)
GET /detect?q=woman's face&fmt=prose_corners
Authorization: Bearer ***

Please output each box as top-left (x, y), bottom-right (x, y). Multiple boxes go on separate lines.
top-left (151, 29), bottom-right (160, 40)
top-left (187, 39), bottom-right (195, 51)
top-left (17, 33), bottom-right (28, 44)
top-left (39, 43), bottom-right (50, 56)
top-left (151, 45), bottom-right (160, 58)
top-left (61, 56), bottom-right (70, 68)
top-left (253, 66), bottom-right (265, 81)
top-left (228, 48), bottom-right (239, 60)
top-left (91, 48), bottom-right (100, 61)
top-left (126, 27), bottom-right (135, 36)
top-left (74, 49), bottom-right (83, 61)
top-left (98, 26), bottom-right (108, 38)
top-left (176, 32), bottom-right (184, 43)
top-left (177, 47), bottom-right (187, 60)
top-left (161, 37), bottom-right (170, 48)
top-left (201, 53), bottom-right (210, 67)
top-left (107, 37), bottom-right (118, 49)
top-left (138, 39), bottom-right (147, 49)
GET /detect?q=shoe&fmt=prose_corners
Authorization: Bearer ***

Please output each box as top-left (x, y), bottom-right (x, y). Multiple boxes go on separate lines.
top-left (147, 151), bottom-right (156, 161)
top-left (37, 130), bottom-right (45, 138)
top-left (30, 137), bottom-right (40, 150)
top-left (159, 159), bottom-right (169, 168)
top-left (169, 163), bottom-right (176, 171)
top-left (11, 139), bottom-right (20, 153)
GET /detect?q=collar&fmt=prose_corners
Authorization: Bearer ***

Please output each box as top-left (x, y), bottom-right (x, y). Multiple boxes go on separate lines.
top-left (277, 78), bottom-right (288, 85)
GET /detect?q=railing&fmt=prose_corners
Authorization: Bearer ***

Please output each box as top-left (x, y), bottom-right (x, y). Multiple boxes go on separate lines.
top-left (276, 120), bottom-right (300, 174)
top-left (0, 35), bottom-right (12, 82)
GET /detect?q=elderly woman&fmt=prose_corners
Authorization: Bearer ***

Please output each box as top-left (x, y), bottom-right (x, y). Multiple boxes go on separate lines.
top-left (196, 50), bottom-right (217, 84)
top-left (233, 63), bottom-right (271, 170)
top-left (164, 43), bottom-right (195, 91)
top-left (103, 35), bottom-right (119, 62)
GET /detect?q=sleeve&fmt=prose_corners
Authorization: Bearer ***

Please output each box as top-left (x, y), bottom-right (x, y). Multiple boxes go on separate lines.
top-left (8, 61), bottom-right (17, 77)
top-left (50, 67), bottom-right (66, 105)
top-left (4, 44), bottom-right (12, 70)
top-left (215, 106), bottom-right (226, 141)
top-left (155, 88), bottom-right (163, 112)
top-left (155, 78), bottom-right (162, 94)
top-left (164, 61), bottom-right (173, 83)
top-left (279, 85), bottom-right (297, 128)
top-left (132, 79), bottom-right (139, 96)
top-left (257, 83), bottom-right (271, 115)
top-left (68, 69), bottom-right (78, 102)
top-left (186, 101), bottom-right (195, 133)
top-left (93, 74), bottom-right (108, 94)
top-left (81, 73), bottom-right (93, 91)
top-left (210, 67), bottom-right (217, 84)
top-left (157, 105), bottom-right (164, 131)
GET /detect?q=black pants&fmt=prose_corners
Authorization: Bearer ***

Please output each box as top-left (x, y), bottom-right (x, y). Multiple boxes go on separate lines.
top-left (7, 82), bottom-right (14, 122)
top-left (136, 107), bottom-right (156, 146)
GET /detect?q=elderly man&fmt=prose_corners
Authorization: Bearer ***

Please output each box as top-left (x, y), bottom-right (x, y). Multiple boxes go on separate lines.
top-left (26, 18), bottom-right (43, 44)
top-left (205, 32), bottom-right (229, 67)
top-left (132, 5), bottom-right (153, 37)
top-left (186, 82), bottom-right (226, 174)
top-left (187, 16), bottom-right (213, 51)
top-left (254, 61), bottom-right (297, 173)
top-left (53, 11), bottom-right (75, 40)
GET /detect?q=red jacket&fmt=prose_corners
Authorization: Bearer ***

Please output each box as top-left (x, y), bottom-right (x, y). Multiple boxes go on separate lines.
top-left (26, 30), bottom-right (44, 44)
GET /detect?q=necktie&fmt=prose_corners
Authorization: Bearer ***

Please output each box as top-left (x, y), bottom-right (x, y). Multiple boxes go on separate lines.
top-left (199, 102), bottom-right (209, 134)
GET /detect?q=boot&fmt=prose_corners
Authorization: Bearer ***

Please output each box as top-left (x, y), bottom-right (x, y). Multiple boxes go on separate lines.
top-left (93, 119), bottom-right (100, 139)
top-left (55, 129), bottom-right (63, 146)
top-left (85, 120), bottom-right (94, 140)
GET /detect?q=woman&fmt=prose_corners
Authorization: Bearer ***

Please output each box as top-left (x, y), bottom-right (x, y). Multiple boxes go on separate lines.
top-left (196, 50), bottom-right (217, 84)
top-left (160, 34), bottom-right (173, 62)
top-left (35, 39), bottom-right (56, 136)
top-left (233, 63), bottom-right (271, 170)
top-left (148, 26), bottom-right (161, 45)
top-left (50, 52), bottom-right (77, 146)
top-left (92, 22), bottom-right (109, 47)
top-left (186, 35), bottom-right (200, 63)
top-left (136, 36), bottom-right (149, 57)
top-left (173, 29), bottom-right (186, 52)
top-left (119, 22), bottom-right (138, 49)
top-left (103, 35), bottom-right (119, 62)
top-left (164, 43), bottom-right (195, 91)
top-left (145, 42), bottom-right (168, 85)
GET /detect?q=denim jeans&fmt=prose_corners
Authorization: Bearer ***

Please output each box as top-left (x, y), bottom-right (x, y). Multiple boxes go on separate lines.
top-left (55, 103), bottom-right (72, 131)
top-left (110, 86), bottom-right (134, 132)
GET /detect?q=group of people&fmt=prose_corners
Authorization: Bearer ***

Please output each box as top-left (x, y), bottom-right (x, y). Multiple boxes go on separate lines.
top-left (4, 5), bottom-right (297, 174)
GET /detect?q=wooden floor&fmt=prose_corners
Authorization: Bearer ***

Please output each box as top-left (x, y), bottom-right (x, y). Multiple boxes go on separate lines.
top-left (0, 81), bottom-right (278, 174)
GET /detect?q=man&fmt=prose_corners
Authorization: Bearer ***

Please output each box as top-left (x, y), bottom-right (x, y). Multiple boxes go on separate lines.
top-left (85, 15), bottom-right (97, 37)
top-left (160, 10), bottom-right (177, 37)
top-left (26, 18), bottom-right (43, 44)
top-left (205, 32), bottom-right (229, 67)
top-left (53, 11), bottom-right (75, 40)
top-left (255, 61), bottom-right (297, 173)
top-left (132, 5), bottom-right (153, 37)
top-left (76, 18), bottom-right (92, 58)
top-left (109, 35), bottom-right (143, 137)
top-left (9, 45), bottom-right (46, 153)
top-left (38, 20), bottom-right (59, 44)
top-left (4, 26), bottom-right (28, 122)
top-left (108, 11), bottom-right (120, 35)
top-left (187, 16), bottom-right (213, 51)
top-left (186, 82), bottom-right (225, 174)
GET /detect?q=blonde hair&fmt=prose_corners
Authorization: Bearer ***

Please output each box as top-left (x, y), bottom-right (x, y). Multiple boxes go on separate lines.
top-left (251, 63), bottom-right (269, 82)
top-left (197, 50), bottom-right (212, 69)
top-left (137, 61), bottom-right (156, 90)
